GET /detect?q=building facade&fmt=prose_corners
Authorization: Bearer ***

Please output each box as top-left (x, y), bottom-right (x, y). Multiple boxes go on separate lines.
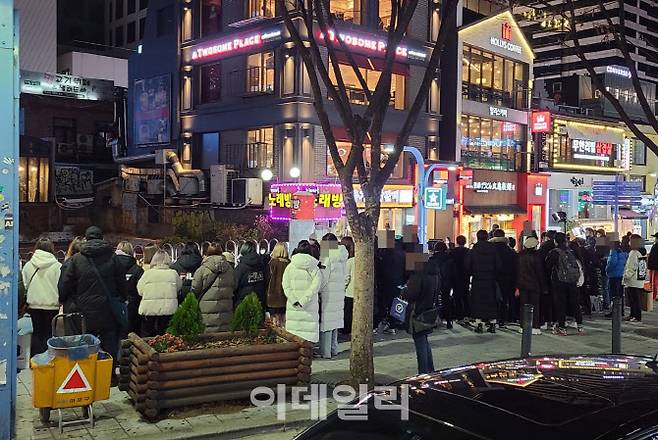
top-left (106, 0), bottom-right (150, 50)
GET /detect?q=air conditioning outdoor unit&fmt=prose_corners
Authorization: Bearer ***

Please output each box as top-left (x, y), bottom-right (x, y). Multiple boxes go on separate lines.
top-left (57, 142), bottom-right (74, 155)
top-left (77, 134), bottom-right (94, 147)
top-left (231, 178), bottom-right (263, 206)
top-left (210, 164), bottom-right (238, 205)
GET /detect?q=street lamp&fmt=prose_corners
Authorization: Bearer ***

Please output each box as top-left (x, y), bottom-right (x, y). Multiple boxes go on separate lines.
top-left (289, 167), bottom-right (301, 179)
top-left (260, 168), bottom-right (273, 181)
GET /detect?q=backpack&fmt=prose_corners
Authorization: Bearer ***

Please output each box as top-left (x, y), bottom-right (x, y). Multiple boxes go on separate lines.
top-left (556, 249), bottom-right (581, 285)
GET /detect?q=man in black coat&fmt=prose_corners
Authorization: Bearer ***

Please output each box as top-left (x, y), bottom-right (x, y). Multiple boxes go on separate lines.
top-left (465, 229), bottom-right (501, 333)
top-left (538, 230), bottom-right (556, 327)
top-left (115, 241), bottom-right (144, 337)
top-left (59, 226), bottom-right (127, 381)
top-left (428, 241), bottom-right (456, 328)
top-left (375, 238), bottom-right (406, 333)
top-left (489, 229), bottom-right (518, 326)
top-left (170, 242), bottom-right (202, 302)
top-left (647, 232), bottom-right (658, 299)
top-left (450, 235), bottom-right (471, 322)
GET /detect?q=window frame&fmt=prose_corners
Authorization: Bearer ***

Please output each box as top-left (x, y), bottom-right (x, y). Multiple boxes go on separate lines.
top-left (633, 139), bottom-right (647, 165)
top-left (246, 127), bottom-right (274, 169)
top-left (19, 156), bottom-right (49, 203)
top-left (199, 62), bottom-right (222, 104)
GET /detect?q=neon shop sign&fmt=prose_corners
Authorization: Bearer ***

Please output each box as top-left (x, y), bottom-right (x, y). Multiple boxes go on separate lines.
top-left (190, 29), bottom-right (282, 62)
top-left (318, 30), bottom-right (427, 61)
top-left (571, 139), bottom-right (614, 162)
top-left (268, 183), bottom-right (343, 222)
top-left (472, 181), bottom-right (516, 192)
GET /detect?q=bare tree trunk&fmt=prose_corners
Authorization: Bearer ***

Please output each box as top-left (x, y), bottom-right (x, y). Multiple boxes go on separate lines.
top-left (350, 232), bottom-right (375, 387)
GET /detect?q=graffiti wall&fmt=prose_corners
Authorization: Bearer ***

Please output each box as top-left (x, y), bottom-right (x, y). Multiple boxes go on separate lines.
top-left (55, 166), bottom-right (93, 196)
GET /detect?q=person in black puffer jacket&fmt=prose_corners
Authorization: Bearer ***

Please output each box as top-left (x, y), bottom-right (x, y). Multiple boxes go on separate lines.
top-left (115, 241), bottom-right (144, 337)
top-left (170, 242), bottom-right (202, 303)
top-left (489, 229), bottom-right (518, 326)
top-left (428, 241), bottom-right (456, 329)
top-left (58, 226), bottom-right (127, 380)
top-left (466, 229), bottom-right (502, 333)
top-left (234, 242), bottom-right (266, 308)
top-left (404, 258), bottom-right (439, 375)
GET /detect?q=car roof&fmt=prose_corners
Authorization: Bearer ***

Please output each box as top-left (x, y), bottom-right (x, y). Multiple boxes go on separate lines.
top-left (399, 355), bottom-right (658, 439)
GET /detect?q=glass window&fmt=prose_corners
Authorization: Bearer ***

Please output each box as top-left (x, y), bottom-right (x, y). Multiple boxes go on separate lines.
top-left (327, 141), bottom-right (403, 178)
top-left (330, 0), bottom-right (360, 24)
top-left (19, 157), bottom-right (49, 203)
top-left (201, 0), bottom-right (222, 37)
top-left (246, 127), bottom-right (274, 169)
top-left (480, 51), bottom-right (493, 91)
top-left (139, 17), bottom-right (145, 39)
top-left (128, 0), bottom-right (136, 14)
top-left (634, 139), bottom-right (647, 165)
top-left (116, 0), bottom-right (123, 19)
top-left (109, 1), bottom-right (113, 22)
top-left (493, 55), bottom-right (503, 90)
top-left (460, 114), bottom-right (523, 171)
top-left (378, 1), bottom-right (392, 30)
top-left (115, 25), bottom-right (124, 46)
top-left (127, 21), bottom-right (136, 43)
top-left (200, 63), bottom-right (222, 103)
top-left (328, 64), bottom-right (406, 110)
top-left (247, 0), bottom-right (274, 18)
top-left (198, 132), bottom-right (220, 170)
top-left (246, 51), bottom-right (275, 94)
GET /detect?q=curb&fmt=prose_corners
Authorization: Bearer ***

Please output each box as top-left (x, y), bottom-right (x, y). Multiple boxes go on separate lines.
top-left (140, 418), bottom-right (311, 440)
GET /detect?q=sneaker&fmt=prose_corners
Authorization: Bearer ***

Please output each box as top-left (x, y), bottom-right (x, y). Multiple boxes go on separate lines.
top-left (577, 326), bottom-right (584, 334)
top-left (531, 328), bottom-right (542, 335)
top-left (475, 323), bottom-right (484, 334)
top-left (383, 328), bottom-right (397, 335)
top-left (555, 327), bottom-right (568, 336)
top-left (540, 323), bottom-right (549, 330)
top-left (623, 316), bottom-right (633, 322)
top-left (446, 321), bottom-right (453, 330)
top-left (628, 317), bottom-right (640, 323)
top-left (566, 321), bottom-right (578, 329)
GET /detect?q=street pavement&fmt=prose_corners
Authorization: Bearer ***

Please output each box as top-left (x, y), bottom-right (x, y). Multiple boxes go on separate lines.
top-left (15, 307), bottom-right (658, 440)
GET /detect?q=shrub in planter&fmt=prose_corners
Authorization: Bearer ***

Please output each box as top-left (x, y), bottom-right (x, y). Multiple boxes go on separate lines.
top-left (166, 292), bottom-right (205, 342)
top-left (230, 292), bottom-right (264, 339)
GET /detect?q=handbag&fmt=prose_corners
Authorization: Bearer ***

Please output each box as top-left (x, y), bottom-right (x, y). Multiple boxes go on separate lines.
top-left (411, 305), bottom-right (440, 334)
top-left (389, 297), bottom-right (408, 323)
top-left (85, 256), bottom-right (129, 329)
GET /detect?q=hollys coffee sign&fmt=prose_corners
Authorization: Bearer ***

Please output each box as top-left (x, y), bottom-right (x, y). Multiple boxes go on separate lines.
top-left (490, 22), bottom-right (521, 54)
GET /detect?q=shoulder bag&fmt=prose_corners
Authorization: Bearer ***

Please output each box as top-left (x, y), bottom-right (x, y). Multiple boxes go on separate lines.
top-left (196, 271), bottom-right (220, 301)
top-left (85, 256), bottom-right (129, 329)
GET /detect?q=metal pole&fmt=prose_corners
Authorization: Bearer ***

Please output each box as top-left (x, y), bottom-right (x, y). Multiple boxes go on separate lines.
top-left (614, 175), bottom-right (620, 235)
top-left (612, 295), bottom-right (622, 354)
top-left (403, 147), bottom-right (427, 251)
top-left (521, 303), bottom-right (533, 358)
top-left (0, 2), bottom-right (19, 438)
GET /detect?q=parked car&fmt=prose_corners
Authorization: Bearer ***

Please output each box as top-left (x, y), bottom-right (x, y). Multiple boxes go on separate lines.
top-left (295, 355), bottom-right (658, 440)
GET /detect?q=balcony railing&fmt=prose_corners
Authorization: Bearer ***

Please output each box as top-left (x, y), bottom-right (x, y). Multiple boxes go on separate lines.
top-left (462, 83), bottom-right (526, 110)
top-left (339, 85), bottom-right (396, 107)
top-left (222, 142), bottom-right (274, 172)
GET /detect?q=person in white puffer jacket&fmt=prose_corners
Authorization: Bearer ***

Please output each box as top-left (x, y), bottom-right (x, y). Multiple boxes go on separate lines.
top-left (137, 250), bottom-right (182, 336)
top-left (283, 241), bottom-right (322, 343)
top-left (318, 233), bottom-right (348, 359)
top-left (22, 238), bottom-right (62, 355)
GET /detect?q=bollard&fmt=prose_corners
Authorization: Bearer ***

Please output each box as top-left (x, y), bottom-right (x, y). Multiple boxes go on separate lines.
top-left (612, 296), bottom-right (622, 354)
top-left (521, 303), bottom-right (533, 358)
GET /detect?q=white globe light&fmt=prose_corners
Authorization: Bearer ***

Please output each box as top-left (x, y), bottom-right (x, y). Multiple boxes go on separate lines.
top-left (289, 167), bottom-right (301, 178)
top-left (261, 169), bottom-right (273, 181)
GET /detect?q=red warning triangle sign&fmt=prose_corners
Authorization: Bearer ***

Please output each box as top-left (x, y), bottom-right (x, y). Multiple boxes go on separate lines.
top-left (57, 363), bottom-right (92, 394)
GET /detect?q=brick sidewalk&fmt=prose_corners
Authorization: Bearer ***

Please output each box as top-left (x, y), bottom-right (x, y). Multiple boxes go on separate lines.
top-left (15, 308), bottom-right (658, 440)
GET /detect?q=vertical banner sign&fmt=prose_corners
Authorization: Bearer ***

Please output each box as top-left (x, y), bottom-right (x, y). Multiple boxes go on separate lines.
top-left (0, 1), bottom-right (19, 438)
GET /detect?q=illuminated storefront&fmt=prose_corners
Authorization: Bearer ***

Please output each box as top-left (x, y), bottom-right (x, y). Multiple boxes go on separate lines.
top-left (459, 169), bottom-right (547, 244)
top-left (455, 11), bottom-right (534, 173)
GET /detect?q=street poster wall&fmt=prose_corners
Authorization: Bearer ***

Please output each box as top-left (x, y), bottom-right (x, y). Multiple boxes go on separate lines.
top-left (55, 166), bottom-right (94, 196)
top-left (133, 74), bottom-right (171, 146)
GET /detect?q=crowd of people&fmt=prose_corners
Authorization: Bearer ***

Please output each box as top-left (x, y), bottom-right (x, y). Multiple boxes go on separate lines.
top-left (19, 223), bottom-right (654, 380)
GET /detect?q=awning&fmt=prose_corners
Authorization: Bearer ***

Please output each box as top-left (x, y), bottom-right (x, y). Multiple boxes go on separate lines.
top-left (565, 122), bottom-right (624, 145)
top-left (464, 205), bottom-right (527, 215)
top-left (334, 52), bottom-right (410, 76)
top-left (619, 208), bottom-right (647, 219)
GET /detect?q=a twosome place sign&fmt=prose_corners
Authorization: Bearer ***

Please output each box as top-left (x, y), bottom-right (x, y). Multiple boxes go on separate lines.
top-left (188, 27), bottom-right (283, 63)
top-left (318, 29), bottom-right (428, 61)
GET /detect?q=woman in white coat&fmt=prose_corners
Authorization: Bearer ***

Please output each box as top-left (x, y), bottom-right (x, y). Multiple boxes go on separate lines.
top-left (283, 241), bottom-right (322, 344)
top-left (137, 250), bottom-right (182, 337)
top-left (23, 238), bottom-right (62, 355)
top-left (318, 233), bottom-right (348, 359)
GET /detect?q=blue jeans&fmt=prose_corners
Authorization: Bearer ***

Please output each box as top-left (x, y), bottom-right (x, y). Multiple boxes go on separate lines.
top-left (413, 333), bottom-right (434, 374)
top-left (320, 329), bottom-right (338, 358)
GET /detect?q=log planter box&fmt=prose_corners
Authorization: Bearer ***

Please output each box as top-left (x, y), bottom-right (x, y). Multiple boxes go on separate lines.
top-left (118, 326), bottom-right (313, 419)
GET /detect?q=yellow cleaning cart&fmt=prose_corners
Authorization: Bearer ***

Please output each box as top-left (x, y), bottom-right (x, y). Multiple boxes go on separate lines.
top-left (31, 314), bottom-right (113, 433)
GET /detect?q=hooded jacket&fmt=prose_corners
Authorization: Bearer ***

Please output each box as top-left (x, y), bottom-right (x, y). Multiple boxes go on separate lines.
top-left (282, 253), bottom-right (323, 343)
top-left (623, 248), bottom-right (648, 289)
top-left (137, 264), bottom-right (182, 316)
top-left (516, 248), bottom-right (546, 293)
top-left (170, 252), bottom-right (203, 298)
top-left (115, 253), bottom-right (144, 303)
top-left (192, 255), bottom-right (235, 332)
top-left (59, 239), bottom-right (127, 331)
top-left (319, 245), bottom-right (348, 332)
top-left (489, 236), bottom-right (518, 291)
top-left (234, 252), bottom-right (266, 307)
top-left (266, 257), bottom-right (289, 309)
top-left (606, 248), bottom-right (628, 279)
top-left (23, 249), bottom-right (62, 310)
